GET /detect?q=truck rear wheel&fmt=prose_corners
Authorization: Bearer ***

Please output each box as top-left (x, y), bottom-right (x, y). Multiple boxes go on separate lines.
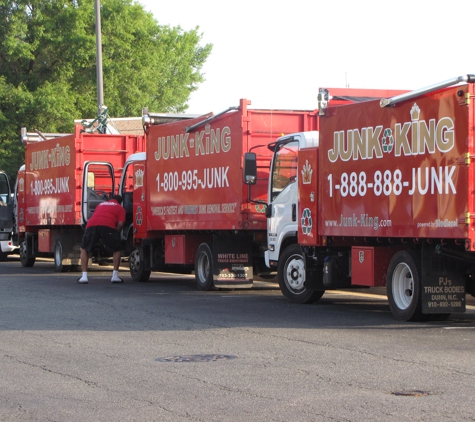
top-left (195, 243), bottom-right (217, 291)
top-left (387, 250), bottom-right (428, 322)
top-left (54, 238), bottom-right (70, 272)
top-left (278, 244), bottom-right (324, 304)
top-left (19, 240), bottom-right (35, 267)
top-left (129, 248), bottom-right (151, 282)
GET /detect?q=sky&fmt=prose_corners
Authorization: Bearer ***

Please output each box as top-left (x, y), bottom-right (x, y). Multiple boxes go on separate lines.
top-left (138, 0), bottom-right (474, 115)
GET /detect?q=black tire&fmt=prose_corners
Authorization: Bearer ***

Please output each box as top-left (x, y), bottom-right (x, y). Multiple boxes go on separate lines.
top-left (387, 250), bottom-right (429, 322)
top-left (0, 251), bottom-right (8, 261)
top-left (54, 238), bottom-right (70, 272)
top-left (129, 247), bottom-right (151, 282)
top-left (195, 243), bottom-right (217, 291)
top-left (19, 240), bottom-right (35, 268)
top-left (278, 244), bottom-right (324, 304)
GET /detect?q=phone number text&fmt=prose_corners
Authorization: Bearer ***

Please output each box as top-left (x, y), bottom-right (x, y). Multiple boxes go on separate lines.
top-left (327, 166), bottom-right (456, 198)
top-left (156, 166), bottom-right (229, 192)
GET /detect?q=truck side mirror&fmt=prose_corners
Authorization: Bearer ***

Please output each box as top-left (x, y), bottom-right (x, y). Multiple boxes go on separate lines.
top-left (243, 152), bottom-right (257, 185)
top-left (265, 203), bottom-right (272, 218)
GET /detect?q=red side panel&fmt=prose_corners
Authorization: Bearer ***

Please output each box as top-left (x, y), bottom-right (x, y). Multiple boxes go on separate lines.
top-left (22, 126), bottom-right (144, 229)
top-left (132, 161), bottom-right (147, 239)
top-left (24, 134), bottom-right (78, 226)
top-left (319, 85), bottom-right (471, 242)
top-left (298, 148), bottom-right (319, 246)
top-left (145, 100), bottom-right (318, 233)
top-left (16, 167), bottom-right (27, 233)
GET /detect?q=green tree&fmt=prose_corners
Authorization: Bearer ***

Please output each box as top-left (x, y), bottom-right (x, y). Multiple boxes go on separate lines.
top-left (0, 0), bottom-right (212, 181)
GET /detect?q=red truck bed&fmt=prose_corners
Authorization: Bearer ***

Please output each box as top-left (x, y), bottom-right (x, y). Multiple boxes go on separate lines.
top-left (143, 99), bottom-right (319, 232)
top-left (299, 84), bottom-right (475, 247)
top-left (18, 125), bottom-right (144, 230)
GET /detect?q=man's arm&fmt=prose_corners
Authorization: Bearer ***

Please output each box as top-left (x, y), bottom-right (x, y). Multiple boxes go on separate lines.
top-left (116, 221), bottom-right (124, 232)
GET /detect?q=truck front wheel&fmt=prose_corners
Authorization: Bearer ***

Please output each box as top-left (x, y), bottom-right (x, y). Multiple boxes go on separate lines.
top-left (387, 250), bottom-right (428, 321)
top-left (129, 248), bottom-right (151, 282)
top-left (278, 244), bottom-right (324, 304)
top-left (195, 243), bottom-right (217, 291)
top-left (19, 240), bottom-right (35, 268)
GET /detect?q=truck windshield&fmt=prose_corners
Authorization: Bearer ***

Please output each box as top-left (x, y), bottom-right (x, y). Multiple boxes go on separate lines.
top-left (271, 140), bottom-right (298, 201)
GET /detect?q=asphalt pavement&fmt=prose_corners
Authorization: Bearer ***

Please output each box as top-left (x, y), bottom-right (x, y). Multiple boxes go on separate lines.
top-left (1, 256), bottom-right (475, 421)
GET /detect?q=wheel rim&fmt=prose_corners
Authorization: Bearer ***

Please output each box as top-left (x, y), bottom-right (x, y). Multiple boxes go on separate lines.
top-left (392, 262), bottom-right (414, 310)
top-left (20, 242), bottom-right (27, 261)
top-left (284, 254), bottom-right (306, 293)
top-left (130, 249), bottom-right (140, 274)
top-left (197, 252), bottom-right (210, 283)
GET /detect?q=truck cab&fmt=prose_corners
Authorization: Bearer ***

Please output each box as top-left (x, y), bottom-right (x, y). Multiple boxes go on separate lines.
top-left (264, 132), bottom-right (319, 269)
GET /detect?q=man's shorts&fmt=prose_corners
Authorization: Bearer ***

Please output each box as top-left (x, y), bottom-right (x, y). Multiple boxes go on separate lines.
top-left (80, 226), bottom-right (121, 253)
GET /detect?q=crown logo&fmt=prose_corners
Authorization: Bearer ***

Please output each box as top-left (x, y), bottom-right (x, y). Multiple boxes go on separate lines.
top-left (410, 103), bottom-right (420, 121)
top-left (135, 169), bottom-right (144, 187)
top-left (301, 160), bottom-right (313, 184)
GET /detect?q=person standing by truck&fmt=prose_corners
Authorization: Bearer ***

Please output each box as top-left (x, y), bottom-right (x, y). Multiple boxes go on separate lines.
top-left (77, 195), bottom-right (126, 284)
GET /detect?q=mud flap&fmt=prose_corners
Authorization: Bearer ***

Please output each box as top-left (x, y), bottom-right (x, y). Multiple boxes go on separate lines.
top-left (212, 236), bottom-right (253, 288)
top-left (59, 229), bottom-right (83, 266)
top-left (422, 274), bottom-right (465, 314)
top-left (304, 264), bottom-right (325, 291)
top-left (421, 244), bottom-right (466, 314)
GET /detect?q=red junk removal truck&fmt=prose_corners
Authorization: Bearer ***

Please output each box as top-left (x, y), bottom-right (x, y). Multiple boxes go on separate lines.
top-left (252, 75), bottom-right (475, 321)
top-left (119, 95), bottom-right (395, 290)
top-left (15, 125), bottom-right (145, 271)
top-left (119, 99), bottom-right (325, 289)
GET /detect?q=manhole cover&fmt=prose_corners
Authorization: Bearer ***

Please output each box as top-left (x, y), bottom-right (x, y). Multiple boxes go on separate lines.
top-left (156, 354), bottom-right (237, 363)
top-left (392, 390), bottom-right (431, 397)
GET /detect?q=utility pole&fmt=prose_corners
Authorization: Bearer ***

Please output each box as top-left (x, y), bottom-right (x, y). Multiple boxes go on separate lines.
top-left (94, 0), bottom-right (104, 118)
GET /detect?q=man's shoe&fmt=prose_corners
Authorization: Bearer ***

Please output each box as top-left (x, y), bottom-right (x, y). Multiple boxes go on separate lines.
top-left (76, 278), bottom-right (88, 284)
top-left (111, 278), bottom-right (124, 283)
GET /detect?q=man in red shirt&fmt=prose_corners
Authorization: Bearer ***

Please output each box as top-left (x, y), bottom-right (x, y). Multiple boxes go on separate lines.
top-left (77, 195), bottom-right (126, 284)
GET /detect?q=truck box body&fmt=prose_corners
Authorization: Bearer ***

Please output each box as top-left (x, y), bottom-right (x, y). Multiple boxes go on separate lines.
top-left (18, 125), bottom-right (144, 230)
top-left (299, 83), bottom-right (474, 244)
top-left (144, 99), bottom-right (317, 232)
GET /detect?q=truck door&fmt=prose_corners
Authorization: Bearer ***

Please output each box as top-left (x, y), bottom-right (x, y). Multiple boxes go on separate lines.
top-left (81, 162), bottom-right (115, 225)
top-left (0, 171), bottom-right (13, 241)
top-left (267, 140), bottom-right (299, 261)
top-left (118, 160), bottom-right (135, 246)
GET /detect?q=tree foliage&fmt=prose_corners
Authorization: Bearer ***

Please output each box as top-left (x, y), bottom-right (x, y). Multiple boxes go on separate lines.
top-left (0, 0), bottom-right (212, 180)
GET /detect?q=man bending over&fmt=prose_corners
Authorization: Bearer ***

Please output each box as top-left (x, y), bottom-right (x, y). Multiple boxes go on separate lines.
top-left (77, 194), bottom-right (125, 284)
